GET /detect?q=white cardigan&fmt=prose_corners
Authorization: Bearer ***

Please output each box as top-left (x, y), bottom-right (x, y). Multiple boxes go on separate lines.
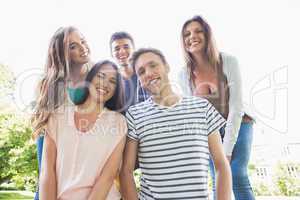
top-left (178, 53), bottom-right (244, 156)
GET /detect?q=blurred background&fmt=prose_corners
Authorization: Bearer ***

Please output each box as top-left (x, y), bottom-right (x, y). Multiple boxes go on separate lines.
top-left (0, 0), bottom-right (299, 198)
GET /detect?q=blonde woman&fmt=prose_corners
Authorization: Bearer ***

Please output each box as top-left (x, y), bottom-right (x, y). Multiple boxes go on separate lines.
top-left (32, 26), bottom-right (91, 200)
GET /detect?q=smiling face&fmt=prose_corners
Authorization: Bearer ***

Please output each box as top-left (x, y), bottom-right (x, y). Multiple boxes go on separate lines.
top-left (68, 30), bottom-right (90, 66)
top-left (135, 52), bottom-right (169, 95)
top-left (183, 21), bottom-right (206, 54)
top-left (111, 38), bottom-right (134, 67)
top-left (89, 64), bottom-right (117, 104)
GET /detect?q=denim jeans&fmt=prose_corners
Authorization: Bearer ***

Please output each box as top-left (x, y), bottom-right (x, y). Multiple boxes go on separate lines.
top-left (209, 122), bottom-right (255, 200)
top-left (34, 135), bottom-right (44, 200)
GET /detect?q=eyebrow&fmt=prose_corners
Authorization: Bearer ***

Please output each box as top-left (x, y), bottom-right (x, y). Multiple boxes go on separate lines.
top-left (137, 60), bottom-right (156, 71)
top-left (146, 61), bottom-right (156, 66)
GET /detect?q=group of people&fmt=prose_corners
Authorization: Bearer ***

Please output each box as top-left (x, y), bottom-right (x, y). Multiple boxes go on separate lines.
top-left (31, 15), bottom-right (255, 200)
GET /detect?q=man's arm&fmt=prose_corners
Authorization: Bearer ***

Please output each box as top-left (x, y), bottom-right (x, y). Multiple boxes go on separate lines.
top-left (39, 134), bottom-right (57, 200)
top-left (120, 138), bottom-right (139, 200)
top-left (208, 131), bottom-right (232, 200)
top-left (88, 137), bottom-right (126, 200)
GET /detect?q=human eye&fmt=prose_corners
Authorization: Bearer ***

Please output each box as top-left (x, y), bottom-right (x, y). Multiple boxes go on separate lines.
top-left (196, 29), bottom-right (204, 33)
top-left (114, 46), bottom-right (120, 52)
top-left (137, 68), bottom-right (145, 76)
top-left (81, 39), bottom-right (87, 45)
top-left (183, 31), bottom-right (190, 37)
top-left (149, 63), bottom-right (157, 68)
top-left (69, 43), bottom-right (77, 50)
top-left (97, 72), bottom-right (105, 79)
top-left (110, 78), bottom-right (117, 85)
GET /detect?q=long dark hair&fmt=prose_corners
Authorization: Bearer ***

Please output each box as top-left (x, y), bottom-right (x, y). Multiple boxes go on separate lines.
top-left (75, 60), bottom-right (125, 112)
top-left (181, 15), bottom-right (220, 88)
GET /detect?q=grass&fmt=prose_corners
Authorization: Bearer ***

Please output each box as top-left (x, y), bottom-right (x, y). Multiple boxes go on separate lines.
top-left (0, 191), bottom-right (34, 200)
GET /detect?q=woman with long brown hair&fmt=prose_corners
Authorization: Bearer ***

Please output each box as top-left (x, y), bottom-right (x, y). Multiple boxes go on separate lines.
top-left (178, 15), bottom-right (255, 200)
top-left (32, 26), bottom-right (91, 200)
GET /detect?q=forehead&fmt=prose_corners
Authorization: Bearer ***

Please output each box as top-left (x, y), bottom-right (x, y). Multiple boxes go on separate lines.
top-left (68, 30), bottom-right (83, 41)
top-left (111, 38), bottom-right (133, 48)
top-left (185, 21), bottom-right (203, 31)
top-left (135, 52), bottom-right (163, 68)
top-left (98, 64), bottom-right (117, 74)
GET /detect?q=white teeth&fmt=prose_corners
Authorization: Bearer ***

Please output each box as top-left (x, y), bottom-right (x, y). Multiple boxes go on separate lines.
top-left (119, 56), bottom-right (127, 59)
top-left (191, 41), bottom-right (200, 46)
top-left (97, 88), bottom-right (107, 94)
top-left (81, 52), bottom-right (88, 57)
top-left (149, 78), bottom-right (159, 85)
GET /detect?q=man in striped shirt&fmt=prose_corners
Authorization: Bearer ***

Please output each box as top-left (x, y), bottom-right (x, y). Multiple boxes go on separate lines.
top-left (120, 48), bottom-right (232, 200)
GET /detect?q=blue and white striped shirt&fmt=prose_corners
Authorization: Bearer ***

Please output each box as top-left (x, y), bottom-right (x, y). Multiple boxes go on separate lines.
top-left (126, 96), bottom-right (226, 200)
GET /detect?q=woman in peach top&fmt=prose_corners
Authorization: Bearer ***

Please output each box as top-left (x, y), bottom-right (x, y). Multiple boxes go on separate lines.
top-left (39, 60), bottom-right (127, 200)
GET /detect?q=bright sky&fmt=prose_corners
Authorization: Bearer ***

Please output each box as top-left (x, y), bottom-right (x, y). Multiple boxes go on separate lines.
top-left (0, 0), bottom-right (298, 144)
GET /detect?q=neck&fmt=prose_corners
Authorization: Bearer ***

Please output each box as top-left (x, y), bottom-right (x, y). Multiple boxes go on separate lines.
top-left (119, 65), bottom-right (134, 80)
top-left (69, 63), bottom-right (87, 85)
top-left (152, 85), bottom-right (180, 107)
top-left (76, 97), bottom-right (104, 115)
top-left (192, 52), bottom-right (210, 70)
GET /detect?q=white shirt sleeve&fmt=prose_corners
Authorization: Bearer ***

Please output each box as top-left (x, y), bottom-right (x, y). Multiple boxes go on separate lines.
top-left (177, 68), bottom-right (192, 96)
top-left (222, 54), bottom-right (244, 156)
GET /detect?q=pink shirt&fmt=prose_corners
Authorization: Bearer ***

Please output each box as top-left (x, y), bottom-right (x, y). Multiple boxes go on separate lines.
top-left (46, 106), bottom-right (127, 200)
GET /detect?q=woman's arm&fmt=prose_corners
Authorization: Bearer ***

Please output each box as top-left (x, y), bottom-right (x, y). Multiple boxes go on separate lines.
top-left (208, 131), bottom-right (232, 200)
top-left (223, 54), bottom-right (244, 156)
top-left (87, 136), bottom-right (126, 200)
top-left (119, 138), bottom-right (139, 200)
top-left (39, 133), bottom-right (57, 200)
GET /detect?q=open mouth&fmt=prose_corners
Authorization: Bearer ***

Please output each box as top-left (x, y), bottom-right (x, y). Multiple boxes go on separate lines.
top-left (190, 41), bottom-right (201, 47)
top-left (118, 55), bottom-right (128, 62)
top-left (96, 87), bottom-right (108, 95)
top-left (148, 78), bottom-right (160, 86)
top-left (81, 51), bottom-right (89, 57)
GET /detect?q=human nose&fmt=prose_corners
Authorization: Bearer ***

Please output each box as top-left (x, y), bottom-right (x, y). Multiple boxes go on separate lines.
top-left (189, 31), bottom-right (196, 39)
top-left (119, 47), bottom-right (126, 55)
top-left (144, 68), bottom-right (154, 81)
top-left (79, 43), bottom-right (89, 52)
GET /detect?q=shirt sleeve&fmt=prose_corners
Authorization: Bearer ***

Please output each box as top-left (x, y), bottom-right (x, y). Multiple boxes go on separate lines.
top-left (205, 100), bottom-right (226, 136)
top-left (125, 110), bottom-right (138, 141)
top-left (177, 68), bottom-right (192, 96)
top-left (222, 54), bottom-right (244, 156)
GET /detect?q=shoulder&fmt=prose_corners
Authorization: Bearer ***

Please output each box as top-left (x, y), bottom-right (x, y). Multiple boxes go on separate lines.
top-left (102, 110), bottom-right (128, 135)
top-left (220, 52), bottom-right (240, 76)
top-left (104, 109), bottom-right (126, 122)
top-left (181, 96), bottom-right (209, 107)
top-left (48, 105), bottom-right (71, 123)
top-left (128, 98), bottom-right (153, 114)
top-left (177, 67), bottom-right (189, 79)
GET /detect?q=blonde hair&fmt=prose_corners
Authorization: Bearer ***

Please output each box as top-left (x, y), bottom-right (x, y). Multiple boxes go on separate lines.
top-left (31, 26), bottom-right (78, 138)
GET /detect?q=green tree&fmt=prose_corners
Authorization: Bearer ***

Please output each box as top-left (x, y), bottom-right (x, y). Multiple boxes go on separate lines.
top-left (274, 162), bottom-right (300, 196)
top-left (0, 64), bottom-right (16, 113)
top-left (0, 64), bottom-right (38, 191)
top-left (0, 114), bottom-right (38, 191)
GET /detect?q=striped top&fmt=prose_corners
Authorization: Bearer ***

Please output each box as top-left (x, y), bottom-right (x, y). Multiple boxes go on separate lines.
top-left (126, 96), bottom-right (226, 200)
